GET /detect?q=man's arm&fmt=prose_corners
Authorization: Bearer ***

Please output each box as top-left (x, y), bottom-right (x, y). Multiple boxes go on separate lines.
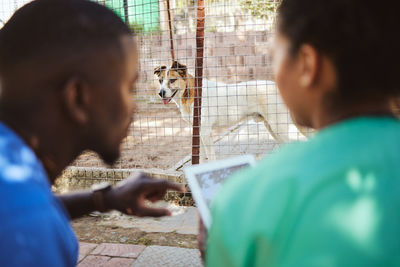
top-left (58, 190), bottom-right (97, 219)
top-left (58, 172), bottom-right (185, 220)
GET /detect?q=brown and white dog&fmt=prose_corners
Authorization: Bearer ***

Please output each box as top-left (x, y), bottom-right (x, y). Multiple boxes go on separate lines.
top-left (154, 61), bottom-right (307, 162)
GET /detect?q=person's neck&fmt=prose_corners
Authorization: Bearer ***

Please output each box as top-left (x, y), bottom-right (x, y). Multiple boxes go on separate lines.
top-left (312, 100), bottom-right (394, 129)
top-left (0, 115), bottom-right (80, 183)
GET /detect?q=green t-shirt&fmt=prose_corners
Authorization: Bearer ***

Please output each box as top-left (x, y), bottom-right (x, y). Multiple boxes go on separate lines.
top-left (207, 117), bottom-right (400, 267)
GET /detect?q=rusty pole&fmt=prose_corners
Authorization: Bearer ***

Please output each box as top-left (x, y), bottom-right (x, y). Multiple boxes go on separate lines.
top-left (123, 0), bottom-right (129, 24)
top-left (192, 0), bottom-right (205, 165)
top-left (166, 0), bottom-right (175, 61)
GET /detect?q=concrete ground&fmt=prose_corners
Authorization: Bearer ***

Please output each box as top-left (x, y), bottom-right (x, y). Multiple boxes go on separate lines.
top-left (76, 205), bottom-right (203, 267)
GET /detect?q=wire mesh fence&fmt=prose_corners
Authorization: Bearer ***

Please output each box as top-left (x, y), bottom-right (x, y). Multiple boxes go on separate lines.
top-left (70, 0), bottom-right (304, 172)
top-left (1, 0), bottom-right (400, 205)
top-left (1, 0), bottom-right (308, 203)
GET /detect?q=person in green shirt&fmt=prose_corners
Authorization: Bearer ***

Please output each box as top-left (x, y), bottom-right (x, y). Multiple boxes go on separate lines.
top-left (205, 0), bottom-right (400, 266)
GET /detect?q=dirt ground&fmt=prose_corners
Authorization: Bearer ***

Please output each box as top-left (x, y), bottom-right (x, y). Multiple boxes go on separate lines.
top-left (72, 215), bottom-right (198, 249)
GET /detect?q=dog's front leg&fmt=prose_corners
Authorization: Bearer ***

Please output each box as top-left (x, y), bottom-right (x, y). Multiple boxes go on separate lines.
top-left (200, 127), bottom-right (216, 162)
top-left (199, 138), bottom-right (207, 163)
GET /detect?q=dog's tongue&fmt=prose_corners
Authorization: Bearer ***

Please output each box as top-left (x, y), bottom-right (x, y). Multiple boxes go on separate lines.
top-left (162, 99), bottom-right (170, 105)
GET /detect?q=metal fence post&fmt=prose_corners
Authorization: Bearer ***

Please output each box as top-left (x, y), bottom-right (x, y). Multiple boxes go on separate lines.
top-left (192, 0), bottom-right (205, 165)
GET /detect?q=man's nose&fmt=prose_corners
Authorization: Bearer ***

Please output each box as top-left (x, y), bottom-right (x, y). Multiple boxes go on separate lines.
top-left (159, 90), bottom-right (165, 98)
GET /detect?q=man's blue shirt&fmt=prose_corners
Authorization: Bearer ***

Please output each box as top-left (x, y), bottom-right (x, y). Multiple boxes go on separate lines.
top-left (0, 122), bottom-right (78, 266)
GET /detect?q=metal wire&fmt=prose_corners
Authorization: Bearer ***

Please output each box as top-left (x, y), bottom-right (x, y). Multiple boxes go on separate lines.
top-left (2, 1), bottom-right (307, 200)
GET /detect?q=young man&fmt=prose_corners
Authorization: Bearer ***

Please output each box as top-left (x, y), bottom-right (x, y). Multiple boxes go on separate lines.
top-left (0, 0), bottom-right (183, 266)
top-left (206, 0), bottom-right (400, 266)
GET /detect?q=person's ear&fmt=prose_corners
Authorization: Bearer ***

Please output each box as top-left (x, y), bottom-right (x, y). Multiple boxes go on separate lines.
top-left (62, 77), bottom-right (90, 125)
top-left (297, 44), bottom-right (319, 89)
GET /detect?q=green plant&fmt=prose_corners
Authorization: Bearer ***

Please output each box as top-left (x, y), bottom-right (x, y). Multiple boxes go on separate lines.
top-left (240, 0), bottom-right (281, 20)
top-left (130, 23), bottom-right (146, 34)
top-left (129, 23), bottom-right (161, 35)
top-left (135, 237), bottom-right (152, 246)
top-left (176, 0), bottom-right (195, 9)
top-left (205, 26), bottom-right (217, 33)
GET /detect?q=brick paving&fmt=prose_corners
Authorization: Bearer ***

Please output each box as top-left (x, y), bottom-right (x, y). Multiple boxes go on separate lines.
top-left (78, 242), bottom-right (98, 262)
top-left (78, 255), bottom-right (111, 267)
top-left (77, 242), bottom-right (203, 267)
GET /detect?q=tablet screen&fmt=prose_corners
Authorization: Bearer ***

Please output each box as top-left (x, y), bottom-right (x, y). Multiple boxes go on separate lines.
top-left (184, 155), bottom-right (256, 229)
top-left (194, 163), bottom-right (251, 208)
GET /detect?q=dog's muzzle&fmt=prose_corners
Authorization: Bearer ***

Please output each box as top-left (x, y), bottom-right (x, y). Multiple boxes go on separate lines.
top-left (159, 89), bottom-right (178, 105)
top-left (158, 90), bottom-right (166, 98)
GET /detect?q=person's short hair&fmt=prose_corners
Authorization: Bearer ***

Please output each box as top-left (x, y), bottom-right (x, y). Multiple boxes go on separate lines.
top-left (0, 0), bottom-right (132, 109)
top-left (278, 0), bottom-right (400, 103)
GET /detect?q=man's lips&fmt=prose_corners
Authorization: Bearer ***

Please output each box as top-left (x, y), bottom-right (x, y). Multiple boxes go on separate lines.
top-left (162, 98), bottom-right (171, 105)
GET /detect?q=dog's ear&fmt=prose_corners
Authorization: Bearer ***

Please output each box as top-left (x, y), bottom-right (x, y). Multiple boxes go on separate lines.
top-left (154, 65), bottom-right (167, 76)
top-left (171, 61), bottom-right (187, 77)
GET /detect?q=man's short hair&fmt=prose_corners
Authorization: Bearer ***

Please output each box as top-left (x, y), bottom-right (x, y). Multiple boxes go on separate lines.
top-left (278, 0), bottom-right (400, 103)
top-left (0, 0), bottom-right (132, 107)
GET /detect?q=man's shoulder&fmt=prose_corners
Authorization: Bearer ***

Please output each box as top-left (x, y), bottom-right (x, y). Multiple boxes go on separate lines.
top-left (0, 122), bottom-right (53, 215)
top-left (0, 122), bottom-right (48, 185)
top-left (0, 122), bottom-right (77, 265)
top-left (0, 195), bottom-right (78, 267)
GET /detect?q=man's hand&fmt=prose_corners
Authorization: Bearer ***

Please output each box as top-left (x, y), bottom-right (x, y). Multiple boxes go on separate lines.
top-left (104, 172), bottom-right (185, 217)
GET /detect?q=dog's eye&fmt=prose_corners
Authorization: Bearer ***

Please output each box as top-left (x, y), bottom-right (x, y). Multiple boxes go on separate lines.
top-left (170, 79), bottom-right (177, 84)
top-left (159, 79), bottom-right (163, 84)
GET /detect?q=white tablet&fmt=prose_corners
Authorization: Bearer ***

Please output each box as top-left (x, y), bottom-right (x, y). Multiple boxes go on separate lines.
top-left (184, 155), bottom-right (256, 229)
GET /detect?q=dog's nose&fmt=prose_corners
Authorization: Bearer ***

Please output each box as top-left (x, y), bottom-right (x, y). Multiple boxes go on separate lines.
top-left (159, 90), bottom-right (165, 98)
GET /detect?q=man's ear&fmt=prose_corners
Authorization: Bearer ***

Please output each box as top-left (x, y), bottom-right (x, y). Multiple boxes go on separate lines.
top-left (62, 77), bottom-right (90, 125)
top-left (171, 61), bottom-right (187, 77)
top-left (154, 65), bottom-right (166, 76)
